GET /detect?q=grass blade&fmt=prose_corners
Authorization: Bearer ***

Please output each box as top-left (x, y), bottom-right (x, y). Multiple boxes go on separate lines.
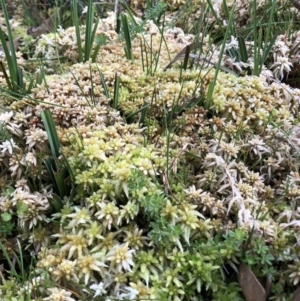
top-left (92, 34), bottom-right (107, 62)
top-left (0, 240), bottom-right (22, 281)
top-left (87, 15), bottom-right (100, 61)
top-left (41, 109), bottom-right (60, 158)
top-left (89, 64), bottom-right (95, 105)
top-left (205, 3), bottom-right (235, 109)
top-left (206, 0), bottom-right (225, 36)
top-left (121, 13), bottom-right (133, 61)
top-left (97, 66), bottom-right (110, 99)
top-left (72, 0), bottom-right (83, 62)
top-left (238, 37), bottom-right (248, 63)
top-left (113, 72), bottom-right (120, 110)
top-left (84, 0), bottom-right (95, 61)
top-left (0, 27), bottom-right (18, 92)
top-left (260, 0), bottom-right (277, 73)
top-left (0, 61), bottom-right (13, 90)
top-left (183, 43), bottom-right (191, 70)
top-left (125, 103), bottom-right (149, 123)
top-left (53, 165), bottom-right (71, 198)
top-left (42, 110), bottom-right (72, 205)
top-left (0, 0), bottom-right (19, 91)
top-left (70, 70), bottom-right (91, 107)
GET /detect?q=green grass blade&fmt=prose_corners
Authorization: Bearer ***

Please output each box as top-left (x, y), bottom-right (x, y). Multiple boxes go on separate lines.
top-left (125, 103), bottom-right (149, 123)
top-left (0, 0), bottom-right (18, 90)
top-left (15, 239), bottom-right (25, 281)
top-left (116, 13), bottom-right (121, 33)
top-left (183, 43), bottom-right (191, 70)
top-left (84, 0), bottom-right (94, 62)
top-left (260, 0), bottom-right (276, 71)
top-left (91, 32), bottom-right (106, 63)
top-left (153, 8), bottom-right (167, 74)
top-left (91, 44), bottom-right (100, 63)
top-left (206, 0), bottom-right (225, 36)
top-left (41, 109), bottom-right (60, 158)
top-left (49, 194), bottom-right (64, 212)
top-left (53, 165), bottom-right (70, 197)
top-left (44, 156), bottom-right (71, 203)
top-left (97, 66), bottom-right (110, 99)
top-left (238, 37), bottom-right (248, 63)
top-left (113, 72), bottom-right (120, 110)
top-left (72, 0), bottom-right (83, 62)
top-left (252, 0), bottom-right (259, 75)
top-left (20, 0), bottom-right (38, 26)
top-left (0, 240), bottom-right (19, 280)
top-left (119, 0), bottom-right (139, 26)
top-left (44, 157), bottom-right (58, 185)
top-left (17, 67), bottom-right (24, 91)
top-left (121, 14), bottom-right (133, 61)
top-left (205, 4), bottom-right (235, 109)
top-left (26, 76), bottom-right (35, 93)
top-left (0, 60), bottom-right (13, 90)
top-left (89, 64), bottom-right (95, 105)
top-left (87, 16), bottom-right (100, 61)
top-left (222, 0), bottom-right (236, 37)
top-left (70, 70), bottom-right (91, 107)
top-left (0, 28), bottom-right (17, 91)
top-left (262, 33), bottom-right (278, 66)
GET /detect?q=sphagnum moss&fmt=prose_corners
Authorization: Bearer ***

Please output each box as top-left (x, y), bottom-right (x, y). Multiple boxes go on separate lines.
top-left (2, 1), bottom-right (300, 301)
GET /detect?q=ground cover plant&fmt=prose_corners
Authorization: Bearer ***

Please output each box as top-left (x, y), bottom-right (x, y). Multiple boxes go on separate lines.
top-left (2, 0), bottom-right (300, 300)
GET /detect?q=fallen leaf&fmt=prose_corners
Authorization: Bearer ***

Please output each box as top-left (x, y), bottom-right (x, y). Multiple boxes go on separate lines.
top-left (163, 42), bottom-right (238, 75)
top-left (294, 287), bottom-right (300, 301)
top-left (0, 37), bottom-right (22, 63)
top-left (265, 274), bottom-right (272, 297)
top-left (163, 42), bottom-right (195, 71)
top-left (294, 1), bottom-right (300, 11)
top-left (238, 263), bottom-right (266, 301)
top-left (0, 37), bottom-right (22, 55)
top-left (27, 0), bottom-right (71, 37)
top-left (27, 18), bottom-right (55, 37)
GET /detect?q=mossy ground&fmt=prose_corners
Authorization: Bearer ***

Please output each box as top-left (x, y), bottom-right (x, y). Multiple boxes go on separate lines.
top-left (1, 1), bottom-right (300, 300)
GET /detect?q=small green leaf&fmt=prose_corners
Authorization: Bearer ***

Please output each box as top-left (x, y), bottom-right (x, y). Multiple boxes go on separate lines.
top-left (1, 212), bottom-right (12, 222)
top-left (95, 33), bottom-right (107, 46)
top-left (49, 194), bottom-right (64, 212)
top-left (92, 34), bottom-right (107, 62)
top-left (16, 202), bottom-right (28, 217)
top-left (5, 187), bottom-right (14, 196)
